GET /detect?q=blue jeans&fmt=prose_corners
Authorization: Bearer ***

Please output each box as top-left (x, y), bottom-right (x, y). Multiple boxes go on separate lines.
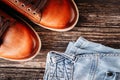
top-left (43, 37), bottom-right (120, 80)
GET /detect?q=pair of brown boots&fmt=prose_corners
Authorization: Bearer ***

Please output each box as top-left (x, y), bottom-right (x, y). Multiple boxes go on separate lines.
top-left (0, 0), bottom-right (79, 61)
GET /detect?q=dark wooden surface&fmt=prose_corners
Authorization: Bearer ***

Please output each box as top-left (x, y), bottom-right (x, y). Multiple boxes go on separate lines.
top-left (0, 0), bottom-right (120, 80)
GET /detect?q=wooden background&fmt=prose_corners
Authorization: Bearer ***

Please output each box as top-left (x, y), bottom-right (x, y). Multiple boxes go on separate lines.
top-left (0, 0), bottom-right (120, 80)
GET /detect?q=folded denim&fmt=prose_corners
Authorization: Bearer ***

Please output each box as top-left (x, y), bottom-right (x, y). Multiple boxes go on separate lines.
top-left (43, 37), bottom-right (120, 80)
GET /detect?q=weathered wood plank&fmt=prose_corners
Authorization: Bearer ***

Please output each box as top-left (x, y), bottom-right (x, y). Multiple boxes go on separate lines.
top-left (0, 67), bottom-right (44, 80)
top-left (0, 50), bottom-right (47, 68)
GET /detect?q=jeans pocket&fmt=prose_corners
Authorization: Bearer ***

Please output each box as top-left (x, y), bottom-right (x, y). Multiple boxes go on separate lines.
top-left (104, 72), bottom-right (120, 80)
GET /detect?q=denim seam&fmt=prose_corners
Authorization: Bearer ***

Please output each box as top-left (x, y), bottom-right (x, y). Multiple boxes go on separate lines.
top-left (70, 63), bottom-right (74, 80)
top-left (88, 56), bottom-right (98, 80)
top-left (52, 53), bottom-right (120, 64)
top-left (88, 57), bottom-right (93, 80)
top-left (92, 55), bottom-right (99, 80)
top-left (62, 53), bottom-right (75, 61)
top-left (77, 53), bottom-right (120, 57)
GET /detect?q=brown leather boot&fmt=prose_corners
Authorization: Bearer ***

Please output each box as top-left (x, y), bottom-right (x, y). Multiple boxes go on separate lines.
top-left (0, 8), bottom-right (41, 61)
top-left (1, 0), bottom-right (79, 31)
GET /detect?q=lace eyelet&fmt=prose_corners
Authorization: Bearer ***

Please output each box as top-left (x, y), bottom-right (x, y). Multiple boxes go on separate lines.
top-left (33, 12), bottom-right (36, 15)
top-left (21, 4), bottom-right (25, 7)
top-left (14, 0), bottom-right (18, 3)
top-left (27, 8), bottom-right (31, 12)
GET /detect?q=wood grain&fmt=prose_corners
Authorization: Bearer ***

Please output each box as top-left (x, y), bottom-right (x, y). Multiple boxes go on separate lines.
top-left (0, 0), bottom-right (120, 79)
top-left (0, 67), bottom-right (44, 80)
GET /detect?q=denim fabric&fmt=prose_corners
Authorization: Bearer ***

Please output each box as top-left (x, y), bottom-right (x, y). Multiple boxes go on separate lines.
top-left (43, 37), bottom-right (120, 80)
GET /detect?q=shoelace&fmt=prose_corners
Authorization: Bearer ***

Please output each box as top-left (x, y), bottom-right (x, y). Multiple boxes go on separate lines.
top-left (0, 16), bottom-right (10, 44)
top-left (18, 0), bottom-right (47, 13)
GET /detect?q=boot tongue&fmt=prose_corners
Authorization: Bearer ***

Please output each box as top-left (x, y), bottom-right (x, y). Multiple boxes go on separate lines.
top-left (0, 16), bottom-right (4, 27)
top-left (0, 16), bottom-right (10, 44)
